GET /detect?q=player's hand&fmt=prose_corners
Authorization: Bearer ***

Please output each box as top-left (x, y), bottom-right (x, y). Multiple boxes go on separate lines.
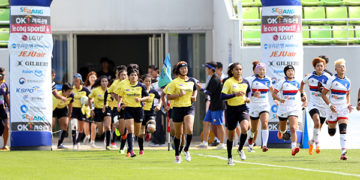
top-left (357, 101), bottom-right (360, 111)
top-left (135, 97), bottom-right (141, 102)
top-left (279, 99), bottom-right (285, 104)
top-left (91, 110), bottom-right (95, 118)
top-left (102, 106), bottom-right (106, 113)
top-left (330, 105), bottom-right (337, 113)
top-left (254, 91), bottom-right (261, 98)
top-left (302, 100), bottom-right (308, 108)
top-left (274, 100), bottom-right (279, 106)
top-left (179, 90), bottom-right (186, 97)
top-left (245, 98), bottom-right (250, 103)
top-left (301, 95), bottom-right (307, 102)
top-left (155, 105), bottom-right (161, 111)
top-left (348, 104), bottom-right (353, 113)
top-left (235, 91), bottom-right (245, 96)
top-left (61, 96), bottom-right (67, 102)
top-left (196, 83), bottom-right (202, 89)
top-left (191, 96), bottom-right (196, 102)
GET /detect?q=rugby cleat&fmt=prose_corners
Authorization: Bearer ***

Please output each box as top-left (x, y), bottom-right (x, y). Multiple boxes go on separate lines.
top-left (227, 158), bottom-right (234, 166)
top-left (130, 150), bottom-right (136, 158)
top-left (308, 141), bottom-right (313, 155)
top-left (292, 147), bottom-right (300, 156)
top-left (184, 151), bottom-right (191, 162)
top-left (175, 156), bottom-right (182, 164)
top-left (316, 146), bottom-right (321, 154)
top-left (262, 146), bottom-right (269, 152)
top-left (238, 150), bottom-right (246, 160)
top-left (139, 150), bottom-right (144, 155)
top-left (340, 152), bottom-right (347, 160)
top-left (277, 131), bottom-right (283, 140)
top-left (145, 133), bottom-right (151, 142)
top-left (248, 137), bottom-right (254, 145)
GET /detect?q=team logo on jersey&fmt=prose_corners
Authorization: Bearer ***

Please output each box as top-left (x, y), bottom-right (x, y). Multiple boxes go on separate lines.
top-left (179, 84), bottom-right (183, 86)
top-left (126, 89), bottom-right (130, 91)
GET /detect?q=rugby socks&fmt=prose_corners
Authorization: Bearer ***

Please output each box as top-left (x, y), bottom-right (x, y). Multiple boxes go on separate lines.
top-left (313, 128), bottom-right (320, 145)
top-left (179, 146), bottom-right (184, 153)
top-left (120, 137), bottom-right (126, 150)
top-left (184, 134), bottom-right (193, 152)
top-left (72, 130), bottom-right (77, 145)
top-left (127, 133), bottom-right (134, 152)
top-left (76, 132), bottom-right (85, 144)
top-left (138, 136), bottom-right (144, 151)
top-left (58, 130), bottom-right (67, 146)
top-left (111, 131), bottom-right (117, 143)
top-left (340, 134), bottom-right (346, 150)
top-left (174, 138), bottom-right (180, 156)
top-left (291, 142), bottom-right (297, 149)
top-left (261, 130), bottom-right (269, 147)
top-left (227, 140), bottom-right (233, 158)
top-left (238, 133), bottom-right (247, 151)
top-left (105, 130), bottom-right (111, 147)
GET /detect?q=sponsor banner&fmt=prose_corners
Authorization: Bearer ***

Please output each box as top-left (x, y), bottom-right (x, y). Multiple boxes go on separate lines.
top-left (9, 0), bottom-right (53, 149)
top-left (261, 1), bottom-right (303, 123)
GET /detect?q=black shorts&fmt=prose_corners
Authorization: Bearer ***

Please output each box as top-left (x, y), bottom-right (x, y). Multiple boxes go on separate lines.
top-left (53, 107), bottom-right (68, 119)
top-left (124, 107), bottom-right (144, 123)
top-left (250, 111), bottom-right (269, 120)
top-left (94, 107), bottom-right (111, 122)
top-left (309, 108), bottom-right (326, 124)
top-left (143, 110), bottom-right (156, 126)
top-left (172, 106), bottom-right (195, 123)
top-left (111, 108), bottom-right (118, 119)
top-left (225, 105), bottom-right (249, 131)
top-left (0, 106), bottom-right (8, 123)
top-left (168, 109), bottom-right (173, 119)
top-left (71, 108), bottom-right (86, 121)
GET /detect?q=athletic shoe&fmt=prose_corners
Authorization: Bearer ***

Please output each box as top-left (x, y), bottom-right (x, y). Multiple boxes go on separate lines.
top-left (248, 147), bottom-right (255, 153)
top-left (262, 146), bottom-right (269, 152)
top-left (198, 143), bottom-right (208, 149)
top-left (126, 152), bottom-right (131, 157)
top-left (103, 138), bottom-right (106, 146)
top-left (248, 137), bottom-right (254, 145)
top-left (120, 149), bottom-right (125, 154)
top-left (115, 129), bottom-right (121, 137)
top-left (216, 144), bottom-right (226, 150)
top-left (110, 142), bottom-right (117, 148)
top-left (106, 146), bottom-right (111, 150)
top-left (316, 146), bottom-right (321, 154)
top-left (277, 131), bottom-right (283, 140)
top-left (139, 150), bottom-right (144, 155)
top-left (73, 145), bottom-right (76, 151)
top-left (184, 151), bottom-right (191, 162)
top-left (227, 158), bottom-right (234, 166)
top-left (145, 133), bottom-right (151, 142)
top-left (238, 150), bottom-right (246, 160)
top-left (308, 141), bottom-right (313, 155)
top-left (210, 140), bottom-right (220, 147)
top-left (83, 135), bottom-right (90, 145)
top-left (130, 150), bottom-right (136, 158)
top-left (340, 152), bottom-right (347, 160)
top-left (57, 144), bottom-right (67, 149)
top-left (292, 147), bottom-right (300, 156)
top-left (90, 141), bottom-right (97, 148)
top-left (1, 146), bottom-right (9, 151)
top-left (77, 143), bottom-right (81, 150)
top-left (175, 156), bottom-right (182, 163)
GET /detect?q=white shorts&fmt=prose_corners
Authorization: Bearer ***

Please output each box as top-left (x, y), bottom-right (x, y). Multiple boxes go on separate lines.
top-left (277, 105), bottom-right (300, 119)
top-left (308, 102), bottom-right (327, 118)
top-left (327, 104), bottom-right (349, 124)
top-left (249, 103), bottom-right (270, 119)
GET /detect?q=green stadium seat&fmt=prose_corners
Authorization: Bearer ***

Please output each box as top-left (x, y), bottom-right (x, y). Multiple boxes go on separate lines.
top-left (302, 0), bottom-right (322, 6)
top-left (242, 7), bottom-right (260, 25)
top-left (310, 26), bottom-right (332, 44)
top-left (349, 7), bottom-right (360, 25)
top-left (0, 0), bottom-right (8, 7)
top-left (243, 26), bottom-right (261, 45)
top-left (253, 0), bottom-right (262, 6)
top-left (320, 0), bottom-right (344, 6)
top-left (302, 26), bottom-right (311, 44)
top-left (355, 26), bottom-right (360, 43)
top-left (332, 26), bottom-right (355, 44)
top-left (240, 0), bottom-right (255, 7)
top-left (303, 7), bottom-right (326, 25)
top-left (326, 7), bottom-right (348, 25)
top-left (344, 0), bottom-right (360, 5)
top-left (0, 28), bottom-right (9, 47)
top-left (0, 8), bottom-right (9, 23)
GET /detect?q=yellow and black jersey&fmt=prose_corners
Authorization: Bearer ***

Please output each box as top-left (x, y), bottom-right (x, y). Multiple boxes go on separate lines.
top-left (143, 88), bottom-right (161, 111)
top-left (164, 77), bottom-right (196, 108)
top-left (107, 79), bottom-right (121, 109)
top-left (117, 81), bottom-right (149, 108)
top-left (72, 85), bottom-right (91, 108)
top-left (221, 77), bottom-right (251, 106)
top-left (114, 79), bottom-right (130, 96)
top-left (53, 91), bottom-right (74, 110)
top-left (89, 86), bottom-right (112, 109)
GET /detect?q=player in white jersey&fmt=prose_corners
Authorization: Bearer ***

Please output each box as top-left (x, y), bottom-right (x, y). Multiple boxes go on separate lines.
top-left (272, 65), bottom-right (302, 156)
top-left (247, 63), bottom-right (274, 152)
top-left (300, 57), bottom-right (331, 155)
top-left (321, 59), bottom-right (352, 160)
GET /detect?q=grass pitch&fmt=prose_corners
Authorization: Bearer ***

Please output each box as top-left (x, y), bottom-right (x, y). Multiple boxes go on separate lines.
top-left (0, 148), bottom-right (359, 180)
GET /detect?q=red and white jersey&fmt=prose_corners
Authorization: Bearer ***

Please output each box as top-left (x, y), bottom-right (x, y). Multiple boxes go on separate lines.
top-left (324, 74), bottom-right (351, 106)
top-left (302, 71), bottom-right (331, 108)
top-left (274, 77), bottom-right (301, 108)
top-left (248, 75), bottom-right (272, 104)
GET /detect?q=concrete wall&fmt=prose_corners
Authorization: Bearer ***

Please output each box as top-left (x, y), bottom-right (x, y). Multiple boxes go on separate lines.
top-left (50, 0), bottom-right (213, 32)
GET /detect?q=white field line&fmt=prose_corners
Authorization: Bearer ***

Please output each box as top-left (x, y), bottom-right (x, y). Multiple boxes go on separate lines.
top-left (197, 154), bottom-right (360, 178)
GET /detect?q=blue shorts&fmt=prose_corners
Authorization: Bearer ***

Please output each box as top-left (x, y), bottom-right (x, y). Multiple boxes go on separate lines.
top-left (204, 110), bottom-right (224, 126)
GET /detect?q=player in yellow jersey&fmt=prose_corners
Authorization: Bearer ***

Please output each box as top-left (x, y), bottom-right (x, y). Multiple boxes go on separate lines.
top-left (139, 74), bottom-right (162, 155)
top-left (221, 63), bottom-right (251, 165)
top-left (89, 76), bottom-right (112, 150)
top-left (164, 61), bottom-right (197, 163)
top-left (71, 73), bottom-right (91, 150)
top-left (117, 67), bottom-right (149, 157)
top-left (53, 83), bottom-right (74, 149)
